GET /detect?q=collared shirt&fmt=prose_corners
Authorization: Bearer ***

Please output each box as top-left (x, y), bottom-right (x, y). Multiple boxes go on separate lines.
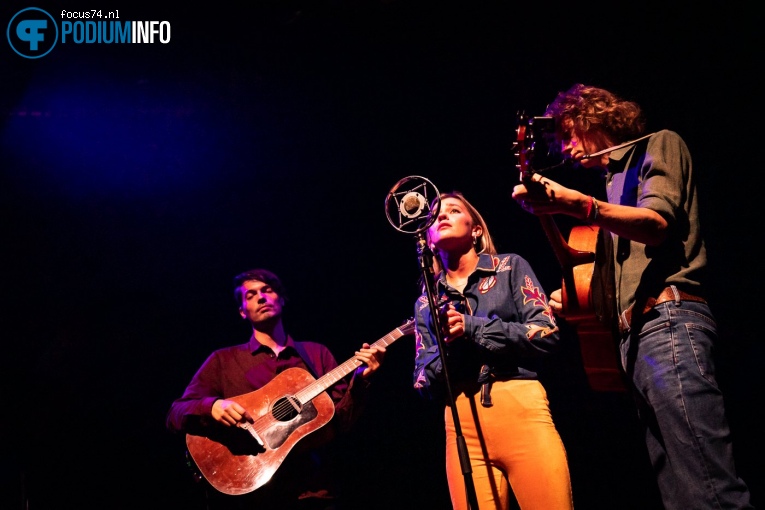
top-left (413, 252), bottom-right (559, 401)
top-left (167, 335), bottom-right (368, 435)
top-left (605, 129), bottom-right (707, 314)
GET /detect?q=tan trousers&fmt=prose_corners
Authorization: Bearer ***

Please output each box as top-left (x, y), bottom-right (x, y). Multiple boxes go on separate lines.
top-left (445, 379), bottom-right (574, 510)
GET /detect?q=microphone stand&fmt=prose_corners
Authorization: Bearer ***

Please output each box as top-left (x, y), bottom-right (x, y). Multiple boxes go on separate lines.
top-left (415, 233), bottom-right (479, 510)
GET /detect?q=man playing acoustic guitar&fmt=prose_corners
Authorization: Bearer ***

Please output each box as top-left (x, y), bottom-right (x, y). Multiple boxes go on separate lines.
top-left (166, 268), bottom-right (387, 509)
top-left (512, 84), bottom-right (752, 510)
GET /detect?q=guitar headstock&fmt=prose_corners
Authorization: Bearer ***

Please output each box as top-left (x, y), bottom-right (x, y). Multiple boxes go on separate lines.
top-left (513, 111), bottom-right (531, 181)
top-left (513, 113), bottom-right (556, 185)
top-left (398, 317), bottom-right (416, 336)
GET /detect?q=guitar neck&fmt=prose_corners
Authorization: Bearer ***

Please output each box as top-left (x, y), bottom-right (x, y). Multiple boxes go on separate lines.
top-left (537, 214), bottom-right (595, 269)
top-left (294, 326), bottom-right (409, 404)
top-left (518, 169), bottom-right (593, 270)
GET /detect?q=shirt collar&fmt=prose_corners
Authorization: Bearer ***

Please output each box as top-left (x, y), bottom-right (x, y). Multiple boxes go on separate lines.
top-left (475, 252), bottom-right (499, 273)
top-left (247, 334), bottom-right (297, 355)
top-left (609, 143), bottom-right (634, 162)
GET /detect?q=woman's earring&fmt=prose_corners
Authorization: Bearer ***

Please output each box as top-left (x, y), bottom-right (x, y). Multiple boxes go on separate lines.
top-left (472, 233), bottom-right (478, 245)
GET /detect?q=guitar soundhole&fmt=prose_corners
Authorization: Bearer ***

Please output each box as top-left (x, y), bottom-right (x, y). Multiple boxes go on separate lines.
top-left (263, 399), bottom-right (317, 450)
top-left (272, 396), bottom-right (302, 422)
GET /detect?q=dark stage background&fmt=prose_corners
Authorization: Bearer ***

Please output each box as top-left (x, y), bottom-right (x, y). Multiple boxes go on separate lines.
top-left (2, 2), bottom-right (762, 509)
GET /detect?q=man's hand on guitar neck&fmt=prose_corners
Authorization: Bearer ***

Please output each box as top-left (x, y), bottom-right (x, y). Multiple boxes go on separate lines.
top-left (353, 342), bottom-right (387, 378)
top-left (512, 174), bottom-right (591, 222)
top-left (515, 173), bottom-right (670, 246)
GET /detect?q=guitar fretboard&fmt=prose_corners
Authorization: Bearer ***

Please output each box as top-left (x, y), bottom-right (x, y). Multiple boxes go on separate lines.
top-left (294, 321), bottom-right (414, 404)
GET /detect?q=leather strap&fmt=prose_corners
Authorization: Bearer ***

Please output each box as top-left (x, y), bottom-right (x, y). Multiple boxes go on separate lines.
top-left (619, 286), bottom-right (706, 334)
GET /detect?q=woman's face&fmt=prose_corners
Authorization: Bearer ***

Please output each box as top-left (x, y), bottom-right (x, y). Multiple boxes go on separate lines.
top-left (428, 197), bottom-right (479, 252)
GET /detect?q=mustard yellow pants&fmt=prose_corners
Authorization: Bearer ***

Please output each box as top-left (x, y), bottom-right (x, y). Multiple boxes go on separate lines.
top-left (445, 379), bottom-right (574, 510)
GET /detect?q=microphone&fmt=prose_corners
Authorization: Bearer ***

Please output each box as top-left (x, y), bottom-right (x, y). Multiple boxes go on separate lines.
top-left (400, 191), bottom-right (427, 219)
top-left (385, 175), bottom-right (441, 234)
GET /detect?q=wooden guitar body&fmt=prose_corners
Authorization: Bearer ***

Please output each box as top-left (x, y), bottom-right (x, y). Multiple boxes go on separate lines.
top-left (560, 225), bottom-right (625, 392)
top-left (186, 368), bottom-right (334, 496)
top-left (561, 225), bottom-right (598, 320)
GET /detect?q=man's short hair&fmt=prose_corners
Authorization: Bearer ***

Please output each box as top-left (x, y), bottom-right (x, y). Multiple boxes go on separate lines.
top-left (232, 268), bottom-right (288, 304)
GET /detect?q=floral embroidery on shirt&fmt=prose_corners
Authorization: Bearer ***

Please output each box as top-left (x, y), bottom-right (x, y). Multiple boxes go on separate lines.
top-left (495, 255), bottom-right (511, 273)
top-left (413, 328), bottom-right (429, 389)
top-left (520, 275), bottom-right (554, 323)
top-left (414, 328), bottom-right (424, 354)
top-left (478, 255), bottom-right (512, 293)
top-left (414, 369), bottom-right (428, 389)
top-left (417, 294), bottom-right (430, 313)
top-left (478, 275), bottom-right (496, 294)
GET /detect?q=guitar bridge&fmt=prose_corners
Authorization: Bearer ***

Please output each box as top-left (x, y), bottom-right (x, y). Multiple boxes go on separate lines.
top-left (286, 395), bottom-right (302, 413)
top-left (237, 421), bottom-right (265, 447)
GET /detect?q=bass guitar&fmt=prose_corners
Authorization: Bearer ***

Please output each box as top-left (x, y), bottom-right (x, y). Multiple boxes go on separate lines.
top-left (185, 318), bottom-right (416, 495)
top-left (514, 113), bottom-right (624, 392)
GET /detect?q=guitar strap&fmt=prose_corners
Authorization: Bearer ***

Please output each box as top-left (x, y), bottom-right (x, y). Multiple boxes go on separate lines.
top-left (581, 132), bottom-right (655, 159)
top-left (292, 340), bottom-right (321, 380)
top-left (592, 226), bottom-right (618, 331)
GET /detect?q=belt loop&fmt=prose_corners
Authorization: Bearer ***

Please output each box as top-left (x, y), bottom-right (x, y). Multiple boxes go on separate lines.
top-left (669, 284), bottom-right (680, 304)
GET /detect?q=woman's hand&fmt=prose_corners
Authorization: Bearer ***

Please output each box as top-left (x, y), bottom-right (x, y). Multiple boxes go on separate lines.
top-left (439, 303), bottom-right (465, 343)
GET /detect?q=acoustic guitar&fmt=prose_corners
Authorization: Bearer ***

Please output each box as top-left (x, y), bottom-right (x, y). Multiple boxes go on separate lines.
top-left (514, 113), bottom-right (624, 392)
top-left (185, 319), bottom-right (416, 495)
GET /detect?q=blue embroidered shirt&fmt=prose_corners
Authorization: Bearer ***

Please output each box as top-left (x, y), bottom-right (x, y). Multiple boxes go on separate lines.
top-left (413, 252), bottom-right (559, 401)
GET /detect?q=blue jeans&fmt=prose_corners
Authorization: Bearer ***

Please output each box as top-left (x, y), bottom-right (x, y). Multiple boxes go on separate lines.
top-left (620, 294), bottom-right (752, 510)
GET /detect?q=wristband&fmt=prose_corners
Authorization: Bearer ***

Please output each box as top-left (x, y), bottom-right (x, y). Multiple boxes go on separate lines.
top-left (588, 198), bottom-right (600, 223)
top-left (585, 196), bottom-right (593, 221)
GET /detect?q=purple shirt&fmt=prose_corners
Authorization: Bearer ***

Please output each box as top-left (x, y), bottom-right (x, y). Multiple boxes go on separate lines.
top-left (166, 335), bottom-right (369, 435)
